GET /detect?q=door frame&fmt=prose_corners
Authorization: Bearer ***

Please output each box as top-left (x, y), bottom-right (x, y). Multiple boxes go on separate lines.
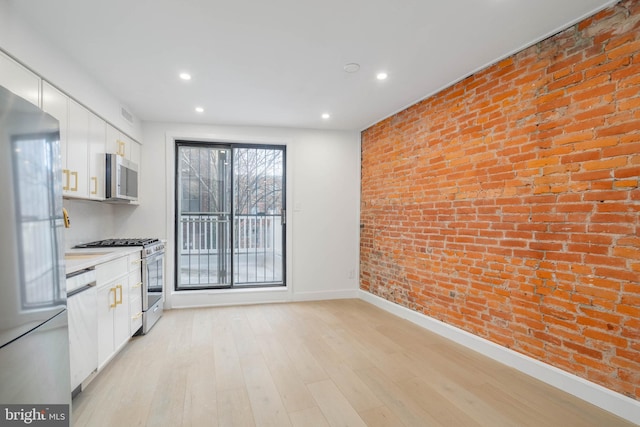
top-left (173, 140), bottom-right (287, 291)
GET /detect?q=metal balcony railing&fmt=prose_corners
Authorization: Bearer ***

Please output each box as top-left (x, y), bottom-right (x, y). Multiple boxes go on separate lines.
top-left (178, 213), bottom-right (283, 286)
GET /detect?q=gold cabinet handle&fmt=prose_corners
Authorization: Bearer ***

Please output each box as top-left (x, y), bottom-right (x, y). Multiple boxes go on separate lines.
top-left (132, 281), bottom-right (142, 289)
top-left (131, 312), bottom-right (142, 320)
top-left (116, 284), bottom-right (123, 305)
top-left (118, 140), bottom-right (126, 157)
top-left (70, 171), bottom-right (78, 191)
top-left (131, 259), bottom-right (143, 265)
top-left (109, 288), bottom-right (117, 308)
top-left (91, 176), bottom-right (98, 194)
top-left (62, 169), bottom-right (70, 191)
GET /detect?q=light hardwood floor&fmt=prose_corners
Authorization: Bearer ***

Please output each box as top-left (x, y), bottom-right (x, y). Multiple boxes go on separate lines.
top-left (72, 299), bottom-right (635, 426)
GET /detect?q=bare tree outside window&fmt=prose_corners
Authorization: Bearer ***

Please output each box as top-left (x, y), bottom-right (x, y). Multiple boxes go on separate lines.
top-left (234, 148), bottom-right (283, 215)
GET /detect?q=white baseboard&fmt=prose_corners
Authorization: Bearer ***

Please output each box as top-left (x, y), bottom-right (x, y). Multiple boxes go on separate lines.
top-left (169, 287), bottom-right (359, 309)
top-left (292, 289), bottom-right (359, 302)
top-left (359, 290), bottom-right (640, 425)
top-left (170, 287), bottom-right (290, 309)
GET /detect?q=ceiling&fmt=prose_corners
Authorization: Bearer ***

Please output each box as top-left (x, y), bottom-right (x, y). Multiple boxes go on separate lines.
top-left (9, 0), bottom-right (616, 131)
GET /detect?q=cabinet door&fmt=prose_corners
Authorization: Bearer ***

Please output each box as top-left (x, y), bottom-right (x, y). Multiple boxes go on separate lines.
top-left (68, 287), bottom-right (98, 391)
top-left (106, 124), bottom-right (139, 161)
top-left (41, 82), bottom-right (69, 191)
top-left (106, 124), bottom-right (126, 157)
top-left (129, 139), bottom-right (141, 166)
top-left (88, 113), bottom-right (106, 200)
top-left (97, 285), bottom-right (116, 369)
top-left (67, 100), bottom-right (89, 198)
top-left (0, 51), bottom-right (40, 106)
top-left (113, 278), bottom-right (130, 352)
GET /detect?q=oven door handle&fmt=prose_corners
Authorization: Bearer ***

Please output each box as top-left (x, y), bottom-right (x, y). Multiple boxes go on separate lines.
top-left (142, 251), bottom-right (165, 265)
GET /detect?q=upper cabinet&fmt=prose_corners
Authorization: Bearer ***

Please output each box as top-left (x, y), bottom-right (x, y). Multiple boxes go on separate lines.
top-left (41, 82), bottom-right (73, 196)
top-left (106, 125), bottom-right (140, 166)
top-left (3, 50), bottom-right (140, 203)
top-left (0, 51), bottom-right (40, 107)
top-left (88, 115), bottom-right (107, 200)
top-left (42, 82), bottom-right (89, 199)
top-left (67, 100), bottom-right (90, 198)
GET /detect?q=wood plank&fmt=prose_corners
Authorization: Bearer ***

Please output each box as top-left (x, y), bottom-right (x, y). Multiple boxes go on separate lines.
top-left (240, 355), bottom-right (291, 426)
top-left (307, 380), bottom-right (368, 427)
top-left (289, 407), bottom-right (330, 427)
top-left (324, 363), bottom-right (383, 412)
top-left (256, 335), bottom-right (317, 412)
top-left (355, 366), bottom-right (445, 427)
top-left (358, 405), bottom-right (405, 427)
top-left (217, 388), bottom-right (256, 427)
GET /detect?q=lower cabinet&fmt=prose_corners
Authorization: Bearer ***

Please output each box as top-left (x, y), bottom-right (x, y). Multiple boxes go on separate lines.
top-left (96, 256), bottom-right (132, 369)
top-left (68, 286), bottom-right (97, 392)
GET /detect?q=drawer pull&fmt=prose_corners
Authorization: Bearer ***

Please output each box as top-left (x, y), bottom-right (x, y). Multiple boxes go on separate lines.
top-left (132, 312), bottom-right (142, 320)
top-left (132, 281), bottom-right (143, 289)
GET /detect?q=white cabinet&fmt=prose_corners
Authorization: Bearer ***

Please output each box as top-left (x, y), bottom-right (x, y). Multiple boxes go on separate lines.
top-left (0, 51), bottom-right (40, 106)
top-left (42, 82), bottom-right (113, 201)
top-left (106, 124), bottom-right (140, 165)
top-left (66, 99), bottom-right (90, 198)
top-left (28, 68), bottom-right (140, 202)
top-left (96, 256), bottom-right (130, 369)
top-left (128, 252), bottom-right (143, 335)
top-left (41, 83), bottom-right (69, 183)
top-left (42, 82), bottom-right (90, 198)
top-left (88, 114), bottom-right (106, 200)
top-left (68, 286), bottom-right (97, 392)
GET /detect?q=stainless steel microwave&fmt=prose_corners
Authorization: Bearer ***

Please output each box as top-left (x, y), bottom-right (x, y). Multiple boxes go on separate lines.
top-left (105, 154), bottom-right (138, 202)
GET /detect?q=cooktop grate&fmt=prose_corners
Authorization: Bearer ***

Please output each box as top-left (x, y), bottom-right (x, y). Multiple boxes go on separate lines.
top-left (74, 238), bottom-right (160, 248)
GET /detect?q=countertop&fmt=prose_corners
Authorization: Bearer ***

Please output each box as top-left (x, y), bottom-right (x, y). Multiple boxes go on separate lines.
top-left (65, 247), bottom-right (142, 276)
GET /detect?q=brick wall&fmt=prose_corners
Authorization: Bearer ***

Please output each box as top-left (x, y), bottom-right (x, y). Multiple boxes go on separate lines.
top-left (360, 0), bottom-right (640, 399)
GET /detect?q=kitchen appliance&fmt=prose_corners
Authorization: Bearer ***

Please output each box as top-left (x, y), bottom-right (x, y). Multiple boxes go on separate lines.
top-left (105, 153), bottom-right (138, 202)
top-left (0, 86), bottom-right (71, 407)
top-left (74, 238), bottom-right (164, 334)
top-left (66, 268), bottom-right (97, 396)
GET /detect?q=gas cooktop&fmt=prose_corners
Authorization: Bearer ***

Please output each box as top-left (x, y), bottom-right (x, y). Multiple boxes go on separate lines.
top-left (74, 238), bottom-right (160, 248)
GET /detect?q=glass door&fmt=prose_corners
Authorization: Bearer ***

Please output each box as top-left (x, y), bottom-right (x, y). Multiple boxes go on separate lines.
top-left (175, 142), bottom-right (285, 290)
top-left (176, 144), bottom-right (232, 289)
top-left (233, 146), bottom-right (285, 286)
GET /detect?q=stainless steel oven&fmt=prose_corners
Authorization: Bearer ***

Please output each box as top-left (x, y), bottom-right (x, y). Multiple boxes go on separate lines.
top-left (141, 241), bottom-right (164, 334)
top-left (74, 238), bottom-right (164, 334)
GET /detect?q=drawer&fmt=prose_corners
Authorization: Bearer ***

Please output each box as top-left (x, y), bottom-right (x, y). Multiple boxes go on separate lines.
top-left (96, 256), bottom-right (128, 284)
top-left (129, 272), bottom-right (143, 299)
top-left (129, 294), bottom-right (143, 334)
top-left (128, 252), bottom-right (142, 273)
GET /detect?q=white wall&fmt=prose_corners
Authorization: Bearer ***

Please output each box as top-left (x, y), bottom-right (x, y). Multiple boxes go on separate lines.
top-left (117, 122), bottom-right (361, 308)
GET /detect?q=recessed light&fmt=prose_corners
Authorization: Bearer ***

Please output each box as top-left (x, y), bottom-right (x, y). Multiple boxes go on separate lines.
top-left (195, 107), bottom-right (204, 113)
top-left (343, 63), bottom-right (360, 73)
top-left (376, 72), bottom-right (388, 80)
top-left (321, 113), bottom-right (330, 119)
top-left (179, 72), bottom-right (192, 80)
